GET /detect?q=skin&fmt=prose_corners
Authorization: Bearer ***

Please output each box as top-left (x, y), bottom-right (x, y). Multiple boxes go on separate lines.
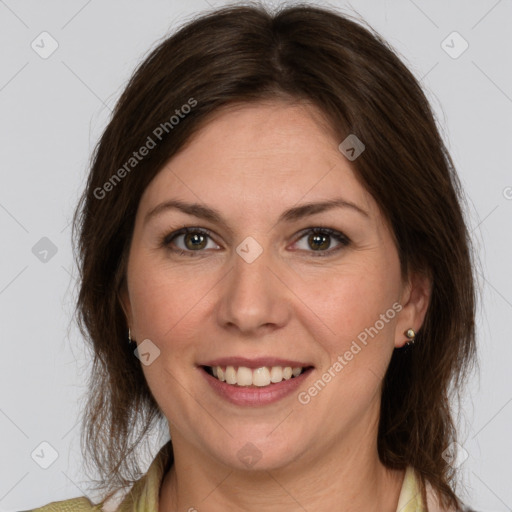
top-left (120, 100), bottom-right (431, 512)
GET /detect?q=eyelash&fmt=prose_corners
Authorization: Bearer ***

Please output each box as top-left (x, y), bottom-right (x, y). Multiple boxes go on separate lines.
top-left (160, 226), bottom-right (351, 258)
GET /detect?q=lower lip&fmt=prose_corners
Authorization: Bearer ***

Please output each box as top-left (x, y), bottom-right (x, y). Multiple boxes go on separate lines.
top-left (200, 366), bottom-right (314, 406)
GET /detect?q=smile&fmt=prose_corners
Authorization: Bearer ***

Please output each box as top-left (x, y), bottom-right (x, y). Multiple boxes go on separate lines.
top-left (199, 363), bottom-right (315, 407)
top-left (203, 365), bottom-right (310, 387)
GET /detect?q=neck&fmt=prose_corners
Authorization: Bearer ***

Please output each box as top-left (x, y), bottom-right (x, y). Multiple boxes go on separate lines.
top-left (158, 415), bottom-right (405, 512)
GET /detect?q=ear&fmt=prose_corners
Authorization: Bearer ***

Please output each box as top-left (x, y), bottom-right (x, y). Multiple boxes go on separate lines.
top-left (394, 269), bottom-right (432, 348)
top-left (118, 279), bottom-right (133, 328)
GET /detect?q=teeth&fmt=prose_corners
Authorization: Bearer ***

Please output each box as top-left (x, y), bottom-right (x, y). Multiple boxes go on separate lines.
top-left (252, 367), bottom-right (271, 387)
top-left (269, 366), bottom-right (283, 383)
top-left (225, 366), bottom-right (237, 385)
top-left (292, 367), bottom-right (302, 377)
top-left (208, 365), bottom-right (306, 386)
top-left (236, 366), bottom-right (252, 386)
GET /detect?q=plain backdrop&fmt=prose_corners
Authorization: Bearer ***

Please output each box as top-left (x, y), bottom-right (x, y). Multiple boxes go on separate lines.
top-left (0, 0), bottom-right (511, 511)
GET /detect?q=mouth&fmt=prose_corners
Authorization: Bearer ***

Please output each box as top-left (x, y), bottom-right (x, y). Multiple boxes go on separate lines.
top-left (201, 364), bottom-right (314, 387)
top-left (198, 358), bottom-right (315, 406)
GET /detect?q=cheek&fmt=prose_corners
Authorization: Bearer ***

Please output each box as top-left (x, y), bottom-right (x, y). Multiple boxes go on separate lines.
top-left (296, 263), bottom-right (401, 420)
top-left (296, 259), bottom-right (400, 359)
top-left (127, 254), bottom-right (217, 348)
top-left (127, 256), bottom-right (213, 424)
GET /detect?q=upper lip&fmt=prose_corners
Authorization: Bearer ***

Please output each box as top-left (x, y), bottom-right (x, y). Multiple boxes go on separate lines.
top-left (200, 357), bottom-right (314, 369)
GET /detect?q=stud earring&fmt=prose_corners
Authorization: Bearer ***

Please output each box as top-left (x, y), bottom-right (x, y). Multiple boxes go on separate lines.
top-left (404, 328), bottom-right (416, 346)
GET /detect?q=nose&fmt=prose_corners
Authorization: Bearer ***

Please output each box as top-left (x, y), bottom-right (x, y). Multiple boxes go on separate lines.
top-left (216, 241), bottom-right (291, 336)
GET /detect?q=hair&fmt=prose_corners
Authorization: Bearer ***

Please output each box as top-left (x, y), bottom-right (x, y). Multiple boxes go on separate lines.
top-left (72, 2), bottom-right (478, 509)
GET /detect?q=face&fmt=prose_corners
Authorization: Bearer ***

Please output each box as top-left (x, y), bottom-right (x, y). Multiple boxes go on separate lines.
top-left (121, 101), bottom-right (429, 472)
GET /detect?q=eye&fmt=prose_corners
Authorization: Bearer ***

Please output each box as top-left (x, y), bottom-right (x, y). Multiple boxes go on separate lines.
top-left (292, 227), bottom-right (350, 257)
top-left (161, 226), bottom-right (350, 258)
top-left (161, 227), bottom-right (219, 256)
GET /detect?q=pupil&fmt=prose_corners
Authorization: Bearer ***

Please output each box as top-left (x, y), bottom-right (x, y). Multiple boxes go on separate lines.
top-left (186, 233), bottom-right (206, 250)
top-left (183, 232), bottom-right (331, 251)
top-left (310, 233), bottom-right (329, 250)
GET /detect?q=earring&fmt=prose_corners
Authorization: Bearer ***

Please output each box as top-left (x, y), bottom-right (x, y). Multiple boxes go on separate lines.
top-left (404, 328), bottom-right (416, 346)
top-left (128, 328), bottom-right (134, 344)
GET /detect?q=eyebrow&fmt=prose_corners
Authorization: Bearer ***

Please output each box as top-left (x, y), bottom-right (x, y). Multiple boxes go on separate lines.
top-left (144, 197), bottom-right (369, 232)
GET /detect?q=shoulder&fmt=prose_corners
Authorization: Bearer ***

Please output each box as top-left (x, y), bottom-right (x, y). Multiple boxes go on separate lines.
top-left (25, 496), bottom-right (102, 512)
top-left (425, 475), bottom-right (479, 512)
top-left (400, 466), bottom-right (477, 512)
top-left (27, 441), bottom-right (174, 512)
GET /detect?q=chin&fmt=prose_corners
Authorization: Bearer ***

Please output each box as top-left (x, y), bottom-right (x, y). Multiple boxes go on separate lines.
top-left (203, 427), bottom-right (309, 472)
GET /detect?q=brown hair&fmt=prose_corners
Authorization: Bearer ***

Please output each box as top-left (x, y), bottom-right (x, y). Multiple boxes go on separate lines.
top-left (72, 2), bottom-right (478, 509)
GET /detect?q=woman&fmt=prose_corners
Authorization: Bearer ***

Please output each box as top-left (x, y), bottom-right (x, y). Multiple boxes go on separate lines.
top-left (32, 3), bottom-right (478, 511)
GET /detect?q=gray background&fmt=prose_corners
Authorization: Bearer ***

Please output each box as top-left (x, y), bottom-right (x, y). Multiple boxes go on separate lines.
top-left (0, 0), bottom-right (511, 511)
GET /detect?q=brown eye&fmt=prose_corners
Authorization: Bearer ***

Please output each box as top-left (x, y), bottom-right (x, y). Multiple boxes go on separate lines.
top-left (293, 228), bottom-right (350, 257)
top-left (183, 232), bottom-right (208, 250)
top-left (308, 232), bottom-right (331, 251)
top-left (162, 227), bottom-right (219, 256)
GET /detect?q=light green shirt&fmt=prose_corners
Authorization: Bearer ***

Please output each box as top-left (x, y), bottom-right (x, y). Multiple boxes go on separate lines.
top-left (29, 442), bottom-right (427, 512)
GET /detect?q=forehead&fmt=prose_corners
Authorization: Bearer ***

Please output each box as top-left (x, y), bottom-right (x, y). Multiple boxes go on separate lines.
top-left (138, 101), bottom-right (376, 222)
